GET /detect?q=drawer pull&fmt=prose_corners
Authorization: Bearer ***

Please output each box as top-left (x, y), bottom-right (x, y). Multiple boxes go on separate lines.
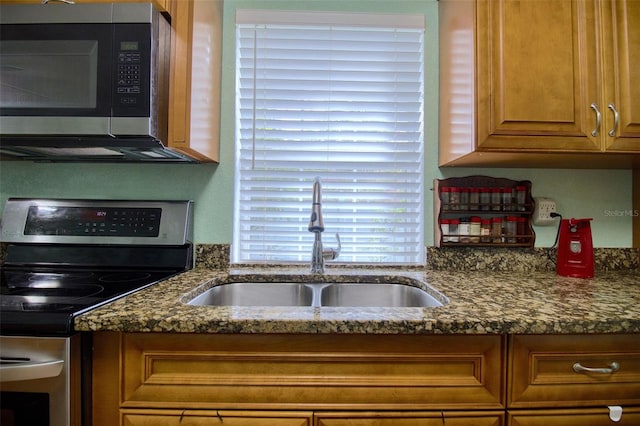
top-left (573, 361), bottom-right (620, 374)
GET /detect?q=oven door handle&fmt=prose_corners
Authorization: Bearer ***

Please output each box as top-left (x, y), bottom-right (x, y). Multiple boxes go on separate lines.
top-left (0, 359), bottom-right (64, 383)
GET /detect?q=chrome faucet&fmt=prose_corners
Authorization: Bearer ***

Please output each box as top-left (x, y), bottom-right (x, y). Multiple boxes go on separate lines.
top-left (308, 177), bottom-right (340, 274)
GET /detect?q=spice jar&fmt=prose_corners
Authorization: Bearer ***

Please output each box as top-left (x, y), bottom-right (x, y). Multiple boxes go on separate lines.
top-left (502, 187), bottom-right (512, 211)
top-left (448, 219), bottom-right (459, 243)
top-left (458, 217), bottom-right (470, 243)
top-left (469, 187), bottom-right (480, 210)
top-left (449, 187), bottom-right (460, 210)
top-left (479, 187), bottom-right (491, 211)
top-left (469, 216), bottom-right (481, 243)
top-left (491, 217), bottom-right (502, 243)
top-left (490, 188), bottom-right (501, 211)
top-left (505, 216), bottom-right (518, 243)
top-left (439, 218), bottom-right (450, 243)
top-left (515, 185), bottom-right (527, 211)
top-left (459, 187), bottom-right (470, 210)
top-left (480, 219), bottom-right (491, 243)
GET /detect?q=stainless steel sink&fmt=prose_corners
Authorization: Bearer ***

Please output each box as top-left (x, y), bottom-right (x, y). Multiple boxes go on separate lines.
top-left (188, 282), bottom-right (313, 307)
top-left (320, 283), bottom-right (443, 308)
top-left (187, 280), bottom-right (447, 308)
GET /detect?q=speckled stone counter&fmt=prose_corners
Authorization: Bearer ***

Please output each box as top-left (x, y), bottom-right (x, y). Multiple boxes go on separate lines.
top-left (75, 264), bottom-right (640, 335)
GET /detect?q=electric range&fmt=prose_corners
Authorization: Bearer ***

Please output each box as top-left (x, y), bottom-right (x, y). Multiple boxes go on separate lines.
top-left (0, 198), bottom-right (193, 426)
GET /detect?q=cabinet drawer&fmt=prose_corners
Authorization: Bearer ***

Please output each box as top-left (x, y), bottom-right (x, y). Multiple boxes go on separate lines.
top-left (121, 333), bottom-right (505, 409)
top-left (509, 407), bottom-right (640, 425)
top-left (315, 411), bottom-right (504, 426)
top-left (122, 409), bottom-right (312, 426)
top-left (508, 334), bottom-right (640, 408)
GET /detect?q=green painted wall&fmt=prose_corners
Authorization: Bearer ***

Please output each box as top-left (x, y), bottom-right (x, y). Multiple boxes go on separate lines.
top-left (0, 0), bottom-right (632, 249)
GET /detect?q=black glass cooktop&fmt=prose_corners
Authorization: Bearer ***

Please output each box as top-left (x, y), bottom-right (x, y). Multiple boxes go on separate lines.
top-left (0, 267), bottom-right (181, 336)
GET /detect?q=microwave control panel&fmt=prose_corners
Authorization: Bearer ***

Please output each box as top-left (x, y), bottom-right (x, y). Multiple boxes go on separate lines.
top-left (113, 24), bottom-right (151, 117)
top-left (117, 46), bottom-right (141, 96)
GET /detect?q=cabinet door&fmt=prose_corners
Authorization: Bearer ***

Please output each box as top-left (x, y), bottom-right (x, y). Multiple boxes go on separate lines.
top-left (602, 0), bottom-right (640, 151)
top-left (509, 407), bottom-right (640, 425)
top-left (476, 0), bottom-right (601, 152)
top-left (315, 411), bottom-right (504, 426)
top-left (123, 409), bottom-right (312, 426)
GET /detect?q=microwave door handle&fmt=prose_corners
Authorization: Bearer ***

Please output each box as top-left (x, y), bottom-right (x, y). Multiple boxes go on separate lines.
top-left (0, 359), bottom-right (64, 383)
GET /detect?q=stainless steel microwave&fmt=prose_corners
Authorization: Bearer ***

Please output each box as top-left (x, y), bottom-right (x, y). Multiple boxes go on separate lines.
top-left (0, 2), bottom-right (194, 162)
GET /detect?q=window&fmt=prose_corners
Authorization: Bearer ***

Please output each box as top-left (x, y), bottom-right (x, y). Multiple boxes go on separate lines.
top-left (233, 10), bottom-right (425, 264)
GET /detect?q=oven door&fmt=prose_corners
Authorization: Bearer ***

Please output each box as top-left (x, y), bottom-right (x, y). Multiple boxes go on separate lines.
top-left (0, 335), bottom-right (80, 426)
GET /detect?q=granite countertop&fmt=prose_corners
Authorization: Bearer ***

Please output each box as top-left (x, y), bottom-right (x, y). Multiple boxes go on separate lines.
top-left (74, 265), bottom-right (640, 335)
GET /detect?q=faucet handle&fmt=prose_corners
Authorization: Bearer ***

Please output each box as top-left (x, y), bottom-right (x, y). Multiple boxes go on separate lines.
top-left (323, 233), bottom-right (341, 261)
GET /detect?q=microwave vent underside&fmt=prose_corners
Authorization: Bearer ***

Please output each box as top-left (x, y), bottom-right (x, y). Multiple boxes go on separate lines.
top-left (0, 136), bottom-right (198, 163)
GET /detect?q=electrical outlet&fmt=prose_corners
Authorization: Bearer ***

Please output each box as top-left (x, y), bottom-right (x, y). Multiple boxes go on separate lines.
top-left (533, 197), bottom-right (558, 226)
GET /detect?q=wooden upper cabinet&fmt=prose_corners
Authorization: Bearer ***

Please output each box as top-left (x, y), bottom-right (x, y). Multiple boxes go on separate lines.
top-left (602, 0), bottom-right (640, 151)
top-left (439, 0), bottom-right (640, 168)
top-left (166, 0), bottom-right (222, 162)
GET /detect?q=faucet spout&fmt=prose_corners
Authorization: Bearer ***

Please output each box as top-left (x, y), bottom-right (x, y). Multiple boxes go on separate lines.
top-left (308, 177), bottom-right (324, 233)
top-left (308, 178), bottom-right (339, 274)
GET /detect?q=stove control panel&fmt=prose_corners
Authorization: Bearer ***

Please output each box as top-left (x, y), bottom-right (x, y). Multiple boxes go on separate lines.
top-left (0, 199), bottom-right (193, 245)
top-left (24, 206), bottom-right (162, 237)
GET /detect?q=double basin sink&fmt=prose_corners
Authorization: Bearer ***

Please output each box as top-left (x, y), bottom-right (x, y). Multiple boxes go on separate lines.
top-left (188, 278), bottom-right (447, 308)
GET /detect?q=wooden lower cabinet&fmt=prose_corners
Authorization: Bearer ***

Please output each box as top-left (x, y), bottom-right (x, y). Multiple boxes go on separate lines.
top-left (93, 332), bottom-right (640, 426)
top-left (508, 407), bottom-right (640, 425)
top-left (93, 332), bottom-right (505, 426)
top-left (122, 409), bottom-right (313, 426)
top-left (507, 334), bottom-right (640, 425)
top-left (315, 411), bottom-right (504, 425)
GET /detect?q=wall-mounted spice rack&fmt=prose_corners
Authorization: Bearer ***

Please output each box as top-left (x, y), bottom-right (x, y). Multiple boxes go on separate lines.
top-left (434, 176), bottom-right (536, 247)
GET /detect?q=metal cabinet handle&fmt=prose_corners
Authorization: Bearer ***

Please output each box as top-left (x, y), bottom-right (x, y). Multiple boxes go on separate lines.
top-left (608, 103), bottom-right (620, 137)
top-left (573, 361), bottom-right (620, 374)
top-left (590, 103), bottom-right (601, 137)
top-left (42, 0), bottom-right (76, 4)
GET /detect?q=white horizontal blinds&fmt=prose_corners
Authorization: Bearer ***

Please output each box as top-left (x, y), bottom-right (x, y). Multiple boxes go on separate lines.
top-left (234, 10), bottom-right (425, 264)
